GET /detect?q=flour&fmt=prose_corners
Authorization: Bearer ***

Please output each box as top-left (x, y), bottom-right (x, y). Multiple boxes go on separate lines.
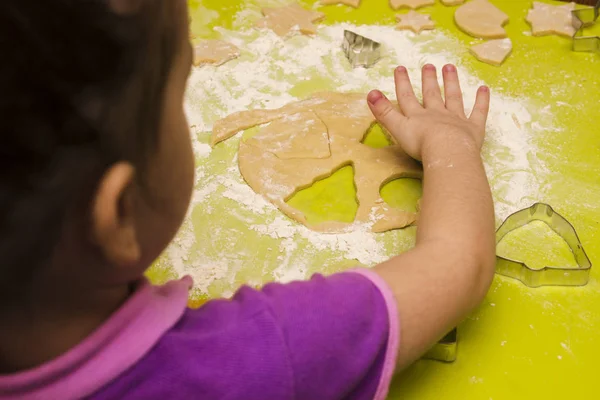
top-left (175, 21), bottom-right (549, 295)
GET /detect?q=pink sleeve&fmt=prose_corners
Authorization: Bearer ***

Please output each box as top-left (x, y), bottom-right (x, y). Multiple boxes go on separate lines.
top-left (348, 268), bottom-right (400, 399)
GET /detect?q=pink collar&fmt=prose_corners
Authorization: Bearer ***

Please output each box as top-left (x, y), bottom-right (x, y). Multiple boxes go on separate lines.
top-left (0, 276), bottom-right (193, 400)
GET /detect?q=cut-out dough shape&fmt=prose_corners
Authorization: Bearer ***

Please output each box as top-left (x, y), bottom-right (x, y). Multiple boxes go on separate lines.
top-left (321, 0), bottom-right (361, 7)
top-left (193, 40), bottom-right (240, 66)
top-left (470, 38), bottom-right (512, 66)
top-left (441, 0), bottom-right (465, 6)
top-left (390, 0), bottom-right (435, 10)
top-left (396, 11), bottom-right (435, 33)
top-left (455, 0), bottom-right (509, 39)
top-left (245, 111), bottom-right (331, 159)
top-left (525, 1), bottom-right (576, 37)
top-left (213, 93), bottom-right (423, 233)
top-left (256, 2), bottom-right (326, 37)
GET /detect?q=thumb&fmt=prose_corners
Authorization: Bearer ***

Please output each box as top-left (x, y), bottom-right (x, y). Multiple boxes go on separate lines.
top-left (367, 90), bottom-right (406, 140)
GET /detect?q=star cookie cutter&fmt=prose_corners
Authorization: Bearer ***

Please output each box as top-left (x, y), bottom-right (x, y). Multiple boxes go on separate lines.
top-left (495, 203), bottom-right (592, 288)
top-left (425, 329), bottom-right (457, 363)
top-left (572, 0), bottom-right (600, 53)
top-left (342, 30), bottom-right (382, 68)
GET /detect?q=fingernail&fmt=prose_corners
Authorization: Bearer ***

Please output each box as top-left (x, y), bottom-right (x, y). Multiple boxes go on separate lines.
top-left (444, 64), bottom-right (456, 72)
top-left (395, 66), bottom-right (407, 74)
top-left (423, 64), bottom-right (435, 71)
top-left (368, 90), bottom-right (385, 105)
top-left (480, 86), bottom-right (489, 93)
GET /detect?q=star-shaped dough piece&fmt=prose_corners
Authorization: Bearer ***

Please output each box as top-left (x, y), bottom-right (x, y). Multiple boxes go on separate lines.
top-left (396, 11), bottom-right (435, 33)
top-left (441, 0), bottom-right (465, 6)
top-left (390, 0), bottom-right (435, 10)
top-left (193, 40), bottom-right (240, 66)
top-left (470, 38), bottom-right (512, 66)
top-left (454, 0), bottom-right (509, 39)
top-left (525, 1), bottom-right (576, 37)
top-left (256, 2), bottom-right (326, 37)
top-left (321, 0), bottom-right (361, 7)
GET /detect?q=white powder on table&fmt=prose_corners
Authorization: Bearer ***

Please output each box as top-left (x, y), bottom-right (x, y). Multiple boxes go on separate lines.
top-left (174, 22), bottom-right (550, 296)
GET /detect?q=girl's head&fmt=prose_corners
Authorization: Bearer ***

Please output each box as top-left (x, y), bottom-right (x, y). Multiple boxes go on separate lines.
top-left (0, 0), bottom-right (195, 306)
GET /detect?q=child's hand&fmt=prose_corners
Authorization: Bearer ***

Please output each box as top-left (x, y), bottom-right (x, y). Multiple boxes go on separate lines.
top-left (367, 64), bottom-right (490, 161)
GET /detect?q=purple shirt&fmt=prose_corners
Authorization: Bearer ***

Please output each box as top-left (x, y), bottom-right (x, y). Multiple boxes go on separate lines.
top-left (0, 269), bottom-right (399, 400)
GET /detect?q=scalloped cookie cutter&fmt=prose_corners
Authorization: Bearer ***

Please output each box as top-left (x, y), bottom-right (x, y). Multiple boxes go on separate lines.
top-left (495, 203), bottom-right (592, 288)
top-left (572, 0), bottom-right (600, 53)
top-left (425, 329), bottom-right (457, 362)
top-left (342, 30), bottom-right (382, 68)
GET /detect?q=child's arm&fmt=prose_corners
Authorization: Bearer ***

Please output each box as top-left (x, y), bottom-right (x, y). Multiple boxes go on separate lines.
top-left (368, 64), bottom-right (496, 369)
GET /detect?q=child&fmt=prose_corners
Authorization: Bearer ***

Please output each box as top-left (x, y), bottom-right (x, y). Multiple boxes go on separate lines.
top-left (0, 1), bottom-right (495, 399)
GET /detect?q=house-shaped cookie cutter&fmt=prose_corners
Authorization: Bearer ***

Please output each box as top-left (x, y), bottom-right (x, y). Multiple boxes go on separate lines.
top-left (342, 30), bottom-right (382, 68)
top-left (425, 328), bottom-right (457, 363)
top-left (572, 0), bottom-right (600, 53)
top-left (495, 203), bottom-right (592, 288)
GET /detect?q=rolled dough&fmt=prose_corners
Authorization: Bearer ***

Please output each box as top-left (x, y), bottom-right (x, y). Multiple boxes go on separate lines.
top-left (525, 2), bottom-right (576, 37)
top-left (212, 92), bottom-right (423, 233)
top-left (390, 0), bottom-right (435, 9)
top-left (454, 0), bottom-right (509, 39)
top-left (256, 2), bottom-right (326, 37)
top-left (470, 39), bottom-right (512, 66)
top-left (396, 11), bottom-right (435, 34)
top-left (321, 0), bottom-right (361, 7)
top-left (440, 0), bottom-right (465, 6)
top-left (193, 40), bottom-right (240, 66)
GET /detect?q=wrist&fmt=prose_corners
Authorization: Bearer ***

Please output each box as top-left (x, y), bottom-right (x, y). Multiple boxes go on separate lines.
top-left (421, 133), bottom-right (481, 169)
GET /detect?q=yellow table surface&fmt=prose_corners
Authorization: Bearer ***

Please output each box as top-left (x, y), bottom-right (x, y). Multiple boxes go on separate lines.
top-left (149, 1), bottom-right (600, 398)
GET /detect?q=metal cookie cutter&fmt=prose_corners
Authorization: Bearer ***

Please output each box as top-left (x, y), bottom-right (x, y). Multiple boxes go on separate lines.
top-left (342, 30), bottom-right (382, 68)
top-left (424, 329), bottom-right (457, 363)
top-left (572, 0), bottom-right (600, 53)
top-left (495, 203), bottom-right (592, 288)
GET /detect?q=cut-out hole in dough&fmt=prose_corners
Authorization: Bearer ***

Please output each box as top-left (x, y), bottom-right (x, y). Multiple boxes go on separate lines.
top-left (496, 220), bottom-right (579, 271)
top-left (380, 178), bottom-right (422, 213)
top-left (286, 165), bottom-right (358, 224)
top-left (362, 124), bottom-right (393, 149)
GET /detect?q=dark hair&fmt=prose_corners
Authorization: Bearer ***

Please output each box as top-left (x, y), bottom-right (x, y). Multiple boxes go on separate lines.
top-left (0, 1), bottom-right (179, 297)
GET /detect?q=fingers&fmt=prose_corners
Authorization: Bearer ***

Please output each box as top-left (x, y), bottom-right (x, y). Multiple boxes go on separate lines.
top-left (421, 64), bottom-right (444, 109)
top-left (394, 66), bottom-right (421, 115)
top-left (442, 64), bottom-right (465, 116)
top-left (367, 90), bottom-right (406, 135)
top-left (469, 86), bottom-right (490, 128)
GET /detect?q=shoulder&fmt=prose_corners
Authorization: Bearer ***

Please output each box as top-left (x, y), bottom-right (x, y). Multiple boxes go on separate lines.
top-left (90, 271), bottom-right (396, 400)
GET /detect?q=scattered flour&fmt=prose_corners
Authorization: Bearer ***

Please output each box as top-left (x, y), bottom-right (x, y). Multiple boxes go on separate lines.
top-left (173, 21), bottom-right (550, 295)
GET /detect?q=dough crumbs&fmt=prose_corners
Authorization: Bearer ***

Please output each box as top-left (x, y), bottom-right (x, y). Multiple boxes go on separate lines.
top-left (470, 38), bottom-right (512, 66)
top-left (256, 2), bottom-right (326, 37)
top-left (390, 0), bottom-right (435, 10)
top-left (525, 2), bottom-right (576, 37)
top-left (440, 0), bottom-right (465, 6)
top-left (396, 11), bottom-right (435, 34)
top-left (193, 40), bottom-right (240, 67)
top-left (321, 0), bottom-right (361, 7)
top-left (454, 0), bottom-right (509, 39)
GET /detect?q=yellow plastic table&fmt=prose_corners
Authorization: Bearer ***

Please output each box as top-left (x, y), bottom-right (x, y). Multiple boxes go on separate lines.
top-left (151, 1), bottom-right (600, 398)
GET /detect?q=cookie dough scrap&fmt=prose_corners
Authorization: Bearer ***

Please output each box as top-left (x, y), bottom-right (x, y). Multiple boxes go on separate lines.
top-left (211, 97), bottom-right (328, 146)
top-left (455, 0), bottom-right (509, 39)
top-left (440, 0), bottom-right (465, 6)
top-left (321, 0), bottom-right (361, 7)
top-left (213, 93), bottom-right (424, 233)
top-left (256, 2), bottom-right (326, 37)
top-left (390, 0), bottom-right (435, 10)
top-left (245, 111), bottom-right (331, 159)
top-left (470, 38), bottom-right (512, 66)
top-left (396, 11), bottom-right (435, 33)
top-left (193, 40), bottom-right (240, 67)
top-left (525, 1), bottom-right (576, 37)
